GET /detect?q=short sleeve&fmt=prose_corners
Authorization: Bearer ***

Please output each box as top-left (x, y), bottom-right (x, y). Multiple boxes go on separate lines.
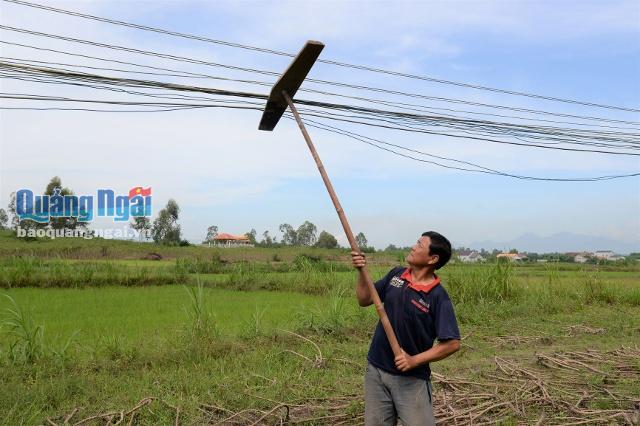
top-left (374, 266), bottom-right (402, 303)
top-left (434, 293), bottom-right (461, 341)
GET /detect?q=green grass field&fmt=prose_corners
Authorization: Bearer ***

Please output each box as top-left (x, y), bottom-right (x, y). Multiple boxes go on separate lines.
top-left (0, 232), bottom-right (638, 424)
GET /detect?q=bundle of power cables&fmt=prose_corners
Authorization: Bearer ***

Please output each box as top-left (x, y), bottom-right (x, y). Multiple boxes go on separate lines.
top-left (0, 0), bottom-right (638, 181)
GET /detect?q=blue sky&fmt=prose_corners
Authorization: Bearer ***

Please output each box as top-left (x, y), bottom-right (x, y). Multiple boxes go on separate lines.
top-left (0, 0), bottom-right (638, 250)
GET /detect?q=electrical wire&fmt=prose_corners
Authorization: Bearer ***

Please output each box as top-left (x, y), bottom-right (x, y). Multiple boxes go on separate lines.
top-left (2, 61), bottom-right (638, 157)
top-left (5, 0), bottom-right (638, 113)
top-left (2, 25), bottom-right (638, 127)
top-left (5, 44), bottom-right (637, 133)
top-left (3, 90), bottom-right (636, 180)
top-left (291, 115), bottom-right (640, 181)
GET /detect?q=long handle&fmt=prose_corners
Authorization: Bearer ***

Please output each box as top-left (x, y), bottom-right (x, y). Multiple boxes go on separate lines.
top-left (283, 91), bottom-right (402, 357)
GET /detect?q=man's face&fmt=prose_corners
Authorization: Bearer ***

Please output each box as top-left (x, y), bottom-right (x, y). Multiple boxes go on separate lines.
top-left (406, 236), bottom-right (439, 268)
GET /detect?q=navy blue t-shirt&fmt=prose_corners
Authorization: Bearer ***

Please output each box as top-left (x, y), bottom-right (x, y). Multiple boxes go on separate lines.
top-left (367, 266), bottom-right (460, 381)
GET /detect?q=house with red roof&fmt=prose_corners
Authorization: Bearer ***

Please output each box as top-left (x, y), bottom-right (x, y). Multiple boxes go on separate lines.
top-left (206, 233), bottom-right (253, 248)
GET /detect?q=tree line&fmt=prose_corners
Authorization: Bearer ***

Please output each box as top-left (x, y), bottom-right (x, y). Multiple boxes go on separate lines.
top-left (4, 180), bottom-right (635, 259)
top-left (203, 221), bottom-right (372, 251)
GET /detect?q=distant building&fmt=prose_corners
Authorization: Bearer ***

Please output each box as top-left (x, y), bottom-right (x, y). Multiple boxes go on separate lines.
top-left (608, 255), bottom-right (626, 262)
top-left (207, 233), bottom-right (253, 248)
top-left (574, 253), bottom-right (591, 263)
top-left (592, 251), bottom-right (625, 261)
top-left (594, 250), bottom-right (615, 260)
top-left (458, 250), bottom-right (485, 263)
top-left (496, 253), bottom-right (528, 262)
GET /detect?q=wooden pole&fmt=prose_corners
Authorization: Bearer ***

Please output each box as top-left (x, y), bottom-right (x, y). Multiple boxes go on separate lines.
top-left (282, 91), bottom-right (403, 358)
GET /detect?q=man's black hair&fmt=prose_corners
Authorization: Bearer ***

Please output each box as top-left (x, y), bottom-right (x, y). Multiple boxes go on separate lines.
top-left (422, 231), bottom-right (452, 270)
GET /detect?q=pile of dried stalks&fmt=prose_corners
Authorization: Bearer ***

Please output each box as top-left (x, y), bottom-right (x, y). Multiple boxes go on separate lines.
top-left (432, 346), bottom-right (639, 425)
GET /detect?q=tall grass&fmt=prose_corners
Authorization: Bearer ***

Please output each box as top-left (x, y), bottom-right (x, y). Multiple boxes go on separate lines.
top-left (101, 334), bottom-right (138, 364)
top-left (1, 294), bottom-right (44, 363)
top-left (221, 262), bottom-right (348, 295)
top-left (444, 262), bottom-right (640, 324)
top-left (1, 246), bottom-right (637, 314)
top-left (292, 254), bottom-right (350, 273)
top-left (175, 255), bottom-right (225, 274)
top-left (183, 282), bottom-right (216, 336)
top-left (178, 281), bottom-right (234, 361)
top-left (0, 256), bottom-right (184, 288)
top-left (51, 330), bottom-right (81, 365)
top-left (294, 287), bottom-right (361, 335)
top-left (581, 269), bottom-right (618, 304)
top-left (240, 305), bottom-right (267, 339)
top-left (0, 294), bottom-right (81, 365)
top-left (0, 254), bottom-right (359, 294)
top-left (527, 263), bottom-right (574, 313)
top-left (446, 261), bottom-right (518, 305)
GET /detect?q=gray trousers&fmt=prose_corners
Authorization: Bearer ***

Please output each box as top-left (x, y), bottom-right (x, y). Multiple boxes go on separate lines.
top-left (364, 362), bottom-right (436, 426)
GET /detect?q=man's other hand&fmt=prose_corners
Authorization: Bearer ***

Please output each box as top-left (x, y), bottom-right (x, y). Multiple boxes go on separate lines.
top-left (351, 251), bottom-right (366, 269)
top-left (395, 350), bottom-right (418, 372)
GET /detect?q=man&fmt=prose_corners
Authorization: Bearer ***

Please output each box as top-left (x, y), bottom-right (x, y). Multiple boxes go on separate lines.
top-left (352, 231), bottom-right (461, 426)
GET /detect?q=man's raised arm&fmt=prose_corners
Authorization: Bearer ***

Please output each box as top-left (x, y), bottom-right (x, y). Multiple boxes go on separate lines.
top-left (351, 251), bottom-right (374, 306)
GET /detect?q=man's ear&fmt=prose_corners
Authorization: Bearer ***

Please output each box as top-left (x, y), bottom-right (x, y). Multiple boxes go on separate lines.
top-left (429, 254), bottom-right (439, 267)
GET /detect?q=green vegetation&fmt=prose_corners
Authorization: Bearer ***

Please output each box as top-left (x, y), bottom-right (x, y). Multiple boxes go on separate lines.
top-left (151, 199), bottom-right (185, 246)
top-left (0, 232), bottom-right (638, 424)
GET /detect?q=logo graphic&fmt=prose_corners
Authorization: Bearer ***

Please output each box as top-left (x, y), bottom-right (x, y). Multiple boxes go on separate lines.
top-left (128, 186), bottom-right (152, 198)
top-left (411, 299), bottom-right (429, 313)
top-left (15, 186), bottom-right (152, 223)
top-left (390, 276), bottom-right (404, 288)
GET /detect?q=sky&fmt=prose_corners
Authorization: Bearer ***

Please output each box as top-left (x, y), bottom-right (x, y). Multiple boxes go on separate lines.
top-left (0, 0), bottom-right (639, 250)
